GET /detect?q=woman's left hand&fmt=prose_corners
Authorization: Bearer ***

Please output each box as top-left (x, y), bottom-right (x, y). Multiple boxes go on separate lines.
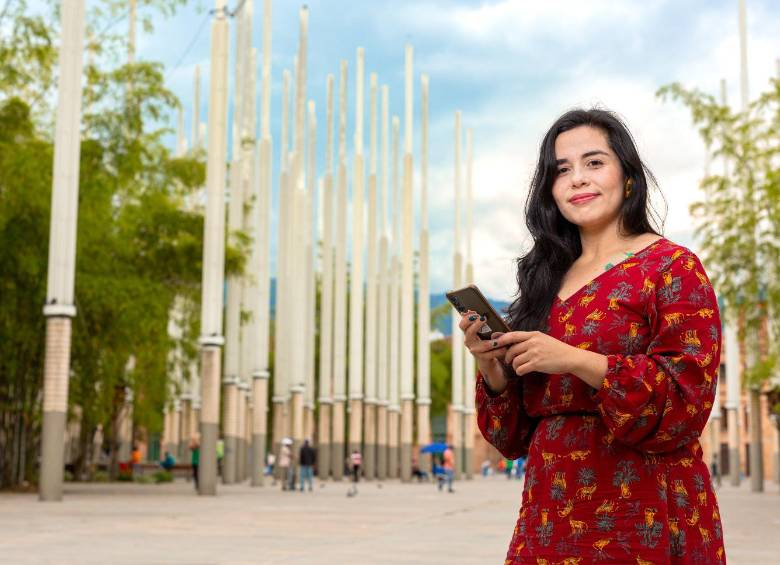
top-left (493, 331), bottom-right (580, 377)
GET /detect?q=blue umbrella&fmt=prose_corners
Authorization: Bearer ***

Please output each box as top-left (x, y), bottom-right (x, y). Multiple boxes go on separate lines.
top-left (420, 442), bottom-right (449, 454)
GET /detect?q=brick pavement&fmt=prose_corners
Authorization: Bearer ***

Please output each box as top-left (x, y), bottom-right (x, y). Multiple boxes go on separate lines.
top-left (0, 476), bottom-right (777, 564)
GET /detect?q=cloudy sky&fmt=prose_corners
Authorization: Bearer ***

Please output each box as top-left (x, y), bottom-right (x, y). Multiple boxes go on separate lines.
top-left (50, 0), bottom-right (780, 301)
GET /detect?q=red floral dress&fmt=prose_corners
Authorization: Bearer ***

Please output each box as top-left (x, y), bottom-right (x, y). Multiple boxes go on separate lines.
top-left (476, 238), bottom-right (726, 564)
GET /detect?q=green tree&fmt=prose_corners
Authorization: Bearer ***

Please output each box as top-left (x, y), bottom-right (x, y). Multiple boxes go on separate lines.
top-left (658, 73), bottom-right (780, 491)
top-left (0, 1), bottom-right (244, 487)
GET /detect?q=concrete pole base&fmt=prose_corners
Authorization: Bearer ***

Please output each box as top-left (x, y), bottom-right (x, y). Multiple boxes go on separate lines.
top-left (332, 401), bottom-right (345, 481)
top-left (727, 407), bottom-right (741, 486)
top-left (452, 410), bottom-right (463, 481)
top-left (388, 410), bottom-right (400, 479)
top-left (363, 403), bottom-right (376, 480)
top-left (348, 398), bottom-right (363, 458)
top-left (251, 433), bottom-right (265, 486)
top-left (318, 403), bottom-right (331, 480)
top-left (464, 412), bottom-right (475, 480)
top-left (749, 388), bottom-right (764, 492)
top-left (223, 435), bottom-right (237, 484)
top-left (400, 399), bottom-right (413, 482)
top-left (376, 405), bottom-right (388, 480)
top-left (40, 410), bottom-right (67, 502)
top-left (416, 403), bottom-right (431, 475)
top-left (199, 421), bottom-right (219, 495)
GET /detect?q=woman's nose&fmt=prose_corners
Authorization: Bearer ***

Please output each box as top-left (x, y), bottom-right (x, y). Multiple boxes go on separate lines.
top-left (570, 166), bottom-right (588, 187)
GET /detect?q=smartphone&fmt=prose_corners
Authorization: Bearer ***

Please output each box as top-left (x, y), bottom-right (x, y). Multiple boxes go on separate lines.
top-left (446, 284), bottom-right (511, 340)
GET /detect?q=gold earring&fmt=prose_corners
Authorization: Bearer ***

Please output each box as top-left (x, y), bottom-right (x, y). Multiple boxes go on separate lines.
top-left (624, 178), bottom-right (634, 198)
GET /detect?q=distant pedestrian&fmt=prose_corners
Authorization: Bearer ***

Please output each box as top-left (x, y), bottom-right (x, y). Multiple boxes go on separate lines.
top-left (216, 438), bottom-right (224, 477)
top-left (347, 449), bottom-right (362, 496)
top-left (160, 451), bottom-right (176, 472)
top-left (299, 439), bottom-right (316, 492)
top-left (189, 436), bottom-right (200, 490)
top-left (440, 445), bottom-right (454, 493)
top-left (266, 452), bottom-right (276, 483)
top-left (279, 439), bottom-right (293, 491)
top-left (131, 444), bottom-right (142, 477)
top-left (481, 459), bottom-right (492, 477)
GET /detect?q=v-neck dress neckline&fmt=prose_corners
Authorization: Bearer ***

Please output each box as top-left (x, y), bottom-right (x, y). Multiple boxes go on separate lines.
top-left (555, 237), bottom-right (667, 305)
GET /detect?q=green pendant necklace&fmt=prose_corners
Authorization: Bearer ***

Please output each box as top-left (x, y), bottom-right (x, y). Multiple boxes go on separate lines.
top-left (604, 251), bottom-right (635, 271)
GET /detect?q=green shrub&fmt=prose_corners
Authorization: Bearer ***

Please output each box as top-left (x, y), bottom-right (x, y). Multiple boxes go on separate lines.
top-left (153, 470), bottom-right (173, 483)
top-left (92, 471), bottom-right (109, 482)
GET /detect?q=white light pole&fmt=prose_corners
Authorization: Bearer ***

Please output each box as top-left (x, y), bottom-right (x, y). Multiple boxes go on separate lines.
top-left (304, 99), bottom-right (317, 443)
top-left (318, 74), bottom-right (335, 480)
top-left (400, 45), bottom-right (415, 482)
top-left (39, 0), bottom-right (87, 502)
top-left (198, 0), bottom-right (230, 495)
top-left (349, 47), bottom-right (366, 457)
top-left (363, 73), bottom-right (379, 479)
top-left (451, 111), bottom-right (464, 481)
top-left (222, 0), bottom-right (251, 485)
top-left (332, 60), bottom-right (349, 481)
top-left (272, 68), bottom-right (291, 475)
top-left (463, 128), bottom-right (475, 480)
top-left (416, 74), bottom-right (431, 475)
top-left (388, 115), bottom-right (401, 479)
top-left (250, 0), bottom-right (273, 488)
top-left (376, 85), bottom-right (390, 481)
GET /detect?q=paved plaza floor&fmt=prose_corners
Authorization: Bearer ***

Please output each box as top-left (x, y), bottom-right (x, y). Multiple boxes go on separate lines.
top-left (1, 475), bottom-right (778, 564)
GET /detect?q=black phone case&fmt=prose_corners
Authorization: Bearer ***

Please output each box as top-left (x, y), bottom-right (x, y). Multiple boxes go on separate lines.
top-left (446, 284), bottom-right (511, 339)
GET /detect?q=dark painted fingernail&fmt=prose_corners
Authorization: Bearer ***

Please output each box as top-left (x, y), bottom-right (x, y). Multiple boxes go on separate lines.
top-left (468, 315), bottom-right (478, 321)
top-left (491, 340), bottom-right (498, 348)
top-left (480, 315), bottom-right (486, 321)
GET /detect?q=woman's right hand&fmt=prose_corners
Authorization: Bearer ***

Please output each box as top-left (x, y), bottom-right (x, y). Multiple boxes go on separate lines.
top-left (459, 310), bottom-right (511, 394)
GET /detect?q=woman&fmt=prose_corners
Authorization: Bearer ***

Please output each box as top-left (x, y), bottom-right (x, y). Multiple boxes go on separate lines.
top-left (461, 109), bottom-right (725, 564)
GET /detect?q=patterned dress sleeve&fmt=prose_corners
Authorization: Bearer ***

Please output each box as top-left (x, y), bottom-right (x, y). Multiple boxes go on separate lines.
top-left (475, 371), bottom-right (538, 459)
top-left (592, 249), bottom-right (721, 453)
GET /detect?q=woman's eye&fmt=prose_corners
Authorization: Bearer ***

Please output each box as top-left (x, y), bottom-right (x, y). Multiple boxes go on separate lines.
top-left (557, 167), bottom-right (569, 175)
top-left (587, 159), bottom-right (603, 167)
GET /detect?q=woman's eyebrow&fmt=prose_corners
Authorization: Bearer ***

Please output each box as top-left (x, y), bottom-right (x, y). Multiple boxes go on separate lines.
top-left (555, 149), bottom-right (609, 166)
top-left (581, 150), bottom-right (609, 159)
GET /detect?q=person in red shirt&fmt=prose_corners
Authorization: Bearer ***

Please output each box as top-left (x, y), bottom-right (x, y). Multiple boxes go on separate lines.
top-left (460, 109), bottom-right (725, 564)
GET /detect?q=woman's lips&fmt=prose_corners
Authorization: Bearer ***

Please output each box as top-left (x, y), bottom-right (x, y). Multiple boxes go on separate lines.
top-left (569, 193), bottom-right (599, 205)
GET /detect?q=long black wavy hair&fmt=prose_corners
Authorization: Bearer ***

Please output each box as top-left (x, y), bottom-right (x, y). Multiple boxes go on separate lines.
top-left (506, 108), bottom-right (665, 332)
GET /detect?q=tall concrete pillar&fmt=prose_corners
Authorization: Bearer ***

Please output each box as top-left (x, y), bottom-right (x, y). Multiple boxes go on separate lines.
top-left (725, 322), bottom-right (741, 486)
top-left (331, 60), bottom-right (349, 481)
top-left (348, 48), bottom-right (366, 457)
top-left (463, 128), bottom-right (476, 480)
top-left (399, 46), bottom-right (415, 483)
top-left (39, 0), bottom-right (87, 502)
top-left (362, 73), bottom-right (380, 480)
top-left (197, 0), bottom-right (230, 496)
top-left (272, 67), bottom-right (292, 475)
top-left (387, 114), bottom-right (401, 480)
top-left (451, 111), bottom-right (465, 481)
top-left (416, 74), bottom-right (432, 474)
top-left (304, 99), bottom-right (317, 446)
top-left (249, 0), bottom-right (273, 488)
top-left (288, 7), bottom-right (310, 488)
top-left (376, 84), bottom-right (391, 481)
top-left (317, 75), bottom-right (335, 480)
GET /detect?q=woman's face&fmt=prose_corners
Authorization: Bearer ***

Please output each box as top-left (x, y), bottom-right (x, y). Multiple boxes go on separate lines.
top-left (551, 125), bottom-right (625, 231)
